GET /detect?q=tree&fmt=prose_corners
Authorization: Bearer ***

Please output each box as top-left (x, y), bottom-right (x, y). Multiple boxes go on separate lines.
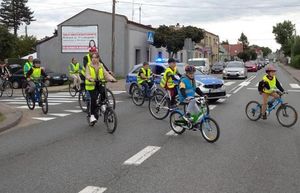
top-left (261, 47), bottom-right (272, 57)
top-left (272, 20), bottom-right (295, 56)
top-left (221, 40), bottom-right (229, 45)
top-left (291, 36), bottom-right (300, 57)
top-left (153, 25), bottom-right (204, 57)
top-left (238, 32), bottom-right (249, 50)
top-left (0, 25), bottom-right (16, 59)
top-left (15, 35), bottom-right (37, 57)
top-left (0, 0), bottom-right (35, 36)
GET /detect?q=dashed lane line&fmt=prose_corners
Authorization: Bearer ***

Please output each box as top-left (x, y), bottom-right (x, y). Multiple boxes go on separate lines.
top-left (78, 186), bottom-right (107, 193)
top-left (224, 81), bottom-right (236, 86)
top-left (290, 84), bottom-right (300, 89)
top-left (123, 146), bottom-right (161, 166)
top-left (32, 117), bottom-right (56, 121)
top-left (64, 110), bottom-right (83, 113)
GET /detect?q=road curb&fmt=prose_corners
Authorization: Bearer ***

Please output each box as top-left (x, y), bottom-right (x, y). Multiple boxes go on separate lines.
top-left (278, 63), bottom-right (300, 84)
top-left (0, 108), bottom-right (23, 133)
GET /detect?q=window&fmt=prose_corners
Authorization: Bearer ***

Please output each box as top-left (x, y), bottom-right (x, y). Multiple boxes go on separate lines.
top-left (135, 49), bottom-right (141, 65)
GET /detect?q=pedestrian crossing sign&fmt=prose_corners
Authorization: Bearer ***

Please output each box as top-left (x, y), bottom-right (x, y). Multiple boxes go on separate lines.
top-left (147, 32), bottom-right (154, 44)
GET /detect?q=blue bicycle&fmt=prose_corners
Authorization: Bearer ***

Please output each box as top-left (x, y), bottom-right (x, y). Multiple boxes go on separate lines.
top-left (26, 80), bottom-right (48, 114)
top-left (245, 91), bottom-right (298, 127)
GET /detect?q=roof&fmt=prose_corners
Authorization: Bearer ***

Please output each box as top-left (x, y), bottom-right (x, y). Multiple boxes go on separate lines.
top-left (204, 30), bottom-right (219, 38)
top-left (223, 44), bottom-right (244, 56)
top-left (37, 35), bottom-right (56, 45)
top-left (58, 8), bottom-right (154, 30)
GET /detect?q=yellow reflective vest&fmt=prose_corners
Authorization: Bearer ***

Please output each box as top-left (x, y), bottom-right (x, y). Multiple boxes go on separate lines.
top-left (137, 67), bottom-right (151, 84)
top-left (85, 64), bottom-right (105, 91)
top-left (263, 75), bottom-right (276, 94)
top-left (160, 67), bottom-right (177, 88)
top-left (30, 67), bottom-right (41, 80)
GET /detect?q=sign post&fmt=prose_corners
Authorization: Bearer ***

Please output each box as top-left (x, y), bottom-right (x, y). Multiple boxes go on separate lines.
top-left (147, 32), bottom-right (154, 62)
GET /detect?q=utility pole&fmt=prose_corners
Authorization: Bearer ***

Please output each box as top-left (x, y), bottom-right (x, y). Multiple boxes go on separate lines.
top-left (111, 0), bottom-right (116, 72)
top-left (139, 4), bottom-right (141, 23)
top-left (132, 0), bottom-right (134, 20)
top-left (25, 25), bottom-right (28, 37)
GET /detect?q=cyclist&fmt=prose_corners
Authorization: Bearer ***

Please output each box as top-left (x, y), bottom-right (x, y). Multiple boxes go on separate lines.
top-left (137, 62), bottom-right (153, 96)
top-left (258, 64), bottom-right (284, 120)
top-left (0, 61), bottom-right (11, 89)
top-left (160, 58), bottom-right (181, 107)
top-left (85, 52), bottom-right (116, 123)
top-left (68, 57), bottom-right (82, 91)
top-left (26, 59), bottom-right (50, 105)
top-left (178, 65), bottom-right (204, 121)
top-left (24, 56), bottom-right (33, 77)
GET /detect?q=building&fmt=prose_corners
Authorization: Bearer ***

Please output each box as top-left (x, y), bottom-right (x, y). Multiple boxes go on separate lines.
top-left (36, 8), bottom-right (157, 76)
top-left (219, 45), bottom-right (230, 62)
top-left (222, 44), bottom-right (244, 59)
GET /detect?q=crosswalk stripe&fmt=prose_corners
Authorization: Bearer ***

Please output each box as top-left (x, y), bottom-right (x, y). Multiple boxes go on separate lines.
top-left (209, 105), bottom-right (216, 110)
top-left (218, 99), bottom-right (226, 103)
top-left (32, 117), bottom-right (56, 121)
top-left (48, 113), bottom-right (70, 117)
top-left (17, 106), bottom-right (41, 109)
top-left (7, 102), bottom-right (61, 105)
top-left (123, 146), bottom-right (161, 166)
top-left (64, 110), bottom-right (82, 113)
top-left (290, 84), bottom-right (300, 89)
top-left (224, 81), bottom-right (235, 86)
top-left (79, 186), bottom-right (107, 193)
top-left (166, 130), bottom-right (178, 136)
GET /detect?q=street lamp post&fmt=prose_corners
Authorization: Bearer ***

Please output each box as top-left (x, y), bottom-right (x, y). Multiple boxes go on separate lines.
top-left (111, 0), bottom-right (116, 73)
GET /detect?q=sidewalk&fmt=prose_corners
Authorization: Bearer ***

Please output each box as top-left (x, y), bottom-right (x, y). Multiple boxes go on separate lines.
top-left (278, 63), bottom-right (300, 83)
top-left (0, 103), bottom-right (23, 132)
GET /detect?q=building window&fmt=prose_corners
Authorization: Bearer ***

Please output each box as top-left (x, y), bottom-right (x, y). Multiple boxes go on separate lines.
top-left (135, 49), bottom-right (141, 65)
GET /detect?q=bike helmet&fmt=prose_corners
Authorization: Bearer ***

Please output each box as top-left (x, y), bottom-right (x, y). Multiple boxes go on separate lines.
top-left (168, 58), bottom-right (176, 63)
top-left (265, 64), bottom-right (276, 73)
top-left (33, 58), bottom-right (41, 64)
top-left (185, 65), bottom-right (196, 73)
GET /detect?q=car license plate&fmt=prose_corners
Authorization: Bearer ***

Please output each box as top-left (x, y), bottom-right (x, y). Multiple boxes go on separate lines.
top-left (63, 78), bottom-right (68, 81)
top-left (209, 88), bottom-right (221, 93)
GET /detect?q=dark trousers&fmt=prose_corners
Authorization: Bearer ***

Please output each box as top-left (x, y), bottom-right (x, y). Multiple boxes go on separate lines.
top-left (167, 87), bottom-right (178, 106)
top-left (141, 81), bottom-right (153, 96)
top-left (88, 84), bottom-right (106, 118)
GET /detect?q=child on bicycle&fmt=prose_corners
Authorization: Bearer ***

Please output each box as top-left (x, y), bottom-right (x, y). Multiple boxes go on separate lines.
top-left (137, 62), bottom-right (153, 96)
top-left (178, 65), bottom-right (204, 122)
top-left (160, 58), bottom-right (181, 107)
top-left (68, 57), bottom-right (83, 91)
top-left (26, 59), bottom-right (50, 105)
top-left (0, 60), bottom-right (11, 89)
top-left (258, 64), bottom-right (284, 120)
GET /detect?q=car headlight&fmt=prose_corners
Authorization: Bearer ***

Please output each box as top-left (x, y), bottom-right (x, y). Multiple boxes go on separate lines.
top-left (240, 70), bottom-right (244, 74)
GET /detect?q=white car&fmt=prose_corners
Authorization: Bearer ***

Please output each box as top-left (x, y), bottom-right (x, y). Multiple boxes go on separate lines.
top-left (187, 58), bottom-right (210, 74)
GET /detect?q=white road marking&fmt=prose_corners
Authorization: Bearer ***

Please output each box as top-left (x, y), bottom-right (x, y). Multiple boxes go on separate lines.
top-left (287, 90), bottom-right (300, 93)
top-left (0, 99), bottom-right (25, 102)
top-left (224, 81), bottom-right (235, 86)
top-left (78, 186), bottom-right (107, 193)
top-left (229, 85), bottom-right (241, 93)
top-left (226, 94), bottom-right (232, 98)
top-left (233, 86), bottom-right (244, 94)
top-left (255, 82), bottom-right (259, 87)
top-left (112, 91), bottom-right (126, 94)
top-left (17, 106), bottom-right (41, 109)
top-left (209, 105), bottom-right (217, 110)
top-left (7, 102), bottom-right (61, 106)
top-left (290, 84), bottom-right (300, 89)
top-left (123, 146), bottom-right (161, 166)
top-left (32, 117), bottom-right (56, 121)
top-left (64, 110), bottom-right (82, 113)
top-left (247, 88), bottom-right (257, 90)
top-left (166, 130), bottom-right (178, 136)
top-left (48, 113), bottom-right (70, 117)
top-left (239, 81), bottom-right (251, 87)
top-left (218, 98), bottom-right (226, 103)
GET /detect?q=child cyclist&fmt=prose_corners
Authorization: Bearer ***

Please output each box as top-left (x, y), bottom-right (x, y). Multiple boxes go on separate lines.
top-left (137, 62), bottom-right (153, 96)
top-left (178, 65), bottom-right (204, 122)
top-left (258, 64), bottom-right (285, 120)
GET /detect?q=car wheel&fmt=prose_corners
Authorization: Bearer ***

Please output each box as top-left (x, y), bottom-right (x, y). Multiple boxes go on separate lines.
top-left (44, 80), bottom-right (51, 87)
top-left (12, 81), bottom-right (19, 89)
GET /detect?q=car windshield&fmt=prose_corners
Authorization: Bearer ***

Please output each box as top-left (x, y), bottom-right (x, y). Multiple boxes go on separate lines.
top-left (187, 60), bottom-right (205, 67)
top-left (227, 62), bottom-right (244, 68)
top-left (213, 63), bottom-right (223, 67)
top-left (176, 64), bottom-right (203, 75)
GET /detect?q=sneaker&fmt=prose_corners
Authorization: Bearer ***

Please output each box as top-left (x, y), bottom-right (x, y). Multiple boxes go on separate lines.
top-left (261, 113), bottom-right (267, 120)
top-left (90, 115), bottom-right (97, 123)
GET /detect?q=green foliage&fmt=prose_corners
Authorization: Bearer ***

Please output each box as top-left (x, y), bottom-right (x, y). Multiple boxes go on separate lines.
top-left (238, 32), bottom-right (249, 50)
top-left (237, 49), bottom-right (257, 61)
top-left (291, 36), bottom-right (300, 57)
top-left (15, 35), bottom-right (37, 57)
top-left (272, 20), bottom-right (295, 56)
top-left (261, 47), bottom-right (272, 57)
top-left (0, 25), bottom-right (17, 60)
top-left (291, 55), bottom-right (300, 69)
top-left (153, 25), bottom-right (204, 56)
top-left (221, 40), bottom-right (229, 45)
top-left (0, 0), bottom-right (35, 35)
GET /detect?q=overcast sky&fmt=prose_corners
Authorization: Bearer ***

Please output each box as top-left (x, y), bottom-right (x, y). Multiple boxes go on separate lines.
top-left (9, 0), bottom-right (300, 51)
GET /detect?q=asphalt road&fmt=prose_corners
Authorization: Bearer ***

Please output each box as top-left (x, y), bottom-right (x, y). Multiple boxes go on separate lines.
top-left (0, 64), bottom-right (299, 193)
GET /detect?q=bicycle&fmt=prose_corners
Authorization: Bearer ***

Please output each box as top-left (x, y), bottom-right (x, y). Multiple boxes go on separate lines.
top-left (245, 90), bottom-right (298, 128)
top-left (0, 76), bottom-right (13, 97)
top-left (169, 97), bottom-right (220, 143)
top-left (85, 80), bottom-right (117, 133)
top-left (79, 84), bottom-right (116, 112)
top-left (22, 79), bottom-right (48, 98)
top-left (25, 79), bottom-right (48, 114)
top-left (69, 79), bottom-right (81, 97)
top-left (131, 76), bottom-right (163, 106)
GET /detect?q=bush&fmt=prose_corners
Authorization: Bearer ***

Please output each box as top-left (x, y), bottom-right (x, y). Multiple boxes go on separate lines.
top-left (291, 54), bottom-right (300, 69)
top-left (292, 36), bottom-right (300, 56)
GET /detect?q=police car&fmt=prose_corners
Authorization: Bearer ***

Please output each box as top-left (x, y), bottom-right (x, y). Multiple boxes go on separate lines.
top-left (125, 61), bottom-right (226, 102)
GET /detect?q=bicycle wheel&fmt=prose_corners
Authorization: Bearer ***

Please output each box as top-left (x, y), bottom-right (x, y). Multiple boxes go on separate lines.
top-left (41, 83), bottom-right (48, 98)
top-left (4, 81), bottom-right (13, 97)
top-left (69, 81), bottom-right (77, 97)
top-left (200, 117), bottom-right (220, 143)
top-left (170, 111), bottom-right (186, 134)
top-left (132, 87), bottom-right (145, 106)
top-left (106, 88), bottom-right (116, 109)
top-left (104, 107), bottom-right (117, 133)
top-left (26, 93), bottom-right (35, 110)
top-left (0, 86), bottom-right (3, 97)
top-left (245, 101), bottom-right (261, 121)
top-left (78, 91), bottom-right (87, 112)
top-left (22, 82), bottom-right (29, 97)
top-left (41, 91), bottom-right (48, 114)
top-left (276, 104), bottom-right (298, 128)
top-left (148, 92), bottom-right (170, 120)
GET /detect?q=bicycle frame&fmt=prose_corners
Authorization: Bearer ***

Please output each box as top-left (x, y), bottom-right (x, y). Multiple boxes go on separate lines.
top-left (267, 97), bottom-right (284, 114)
top-left (33, 81), bottom-right (43, 102)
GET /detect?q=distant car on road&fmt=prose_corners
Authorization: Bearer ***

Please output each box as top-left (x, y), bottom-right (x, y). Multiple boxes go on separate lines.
top-left (245, 61), bottom-right (258, 72)
top-left (187, 58), bottom-right (210, 74)
top-left (211, 62), bottom-right (225, 74)
top-left (126, 62), bottom-right (226, 102)
top-left (223, 61), bottom-right (248, 79)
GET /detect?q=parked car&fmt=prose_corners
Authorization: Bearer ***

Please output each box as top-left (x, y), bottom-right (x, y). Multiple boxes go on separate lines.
top-left (125, 62), bottom-right (226, 102)
top-left (245, 61), bottom-right (258, 72)
top-left (223, 61), bottom-right (247, 79)
top-left (187, 58), bottom-right (210, 74)
top-left (8, 64), bottom-right (25, 89)
top-left (211, 62), bottom-right (225, 74)
top-left (44, 69), bottom-right (68, 86)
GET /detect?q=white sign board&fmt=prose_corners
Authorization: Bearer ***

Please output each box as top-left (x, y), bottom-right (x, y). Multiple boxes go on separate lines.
top-left (62, 26), bottom-right (98, 53)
